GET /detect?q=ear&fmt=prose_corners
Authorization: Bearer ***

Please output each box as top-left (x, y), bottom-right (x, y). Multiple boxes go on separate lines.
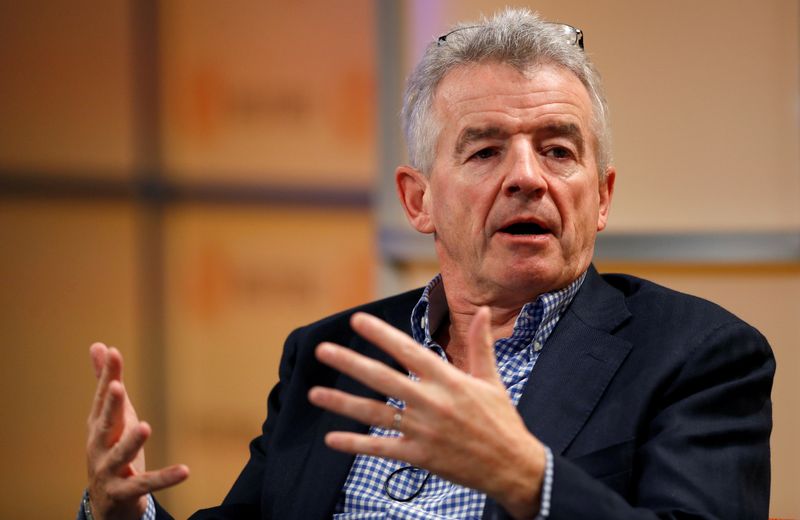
top-left (396, 165), bottom-right (435, 234)
top-left (596, 165), bottom-right (615, 232)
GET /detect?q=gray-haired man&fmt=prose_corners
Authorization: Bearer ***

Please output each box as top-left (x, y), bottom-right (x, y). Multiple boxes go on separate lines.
top-left (83, 8), bottom-right (773, 519)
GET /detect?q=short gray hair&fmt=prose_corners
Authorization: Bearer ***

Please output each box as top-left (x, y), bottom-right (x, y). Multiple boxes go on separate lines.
top-left (401, 8), bottom-right (612, 177)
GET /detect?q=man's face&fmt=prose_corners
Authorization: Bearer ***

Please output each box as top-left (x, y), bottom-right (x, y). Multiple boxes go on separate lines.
top-left (400, 62), bottom-right (614, 304)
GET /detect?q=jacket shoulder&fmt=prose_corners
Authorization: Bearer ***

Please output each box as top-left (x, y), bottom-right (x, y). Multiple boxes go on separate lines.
top-left (598, 271), bottom-right (766, 341)
top-left (287, 287), bottom-right (424, 346)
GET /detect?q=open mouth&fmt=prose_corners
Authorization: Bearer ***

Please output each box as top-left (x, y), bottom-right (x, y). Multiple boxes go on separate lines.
top-left (500, 222), bottom-right (550, 235)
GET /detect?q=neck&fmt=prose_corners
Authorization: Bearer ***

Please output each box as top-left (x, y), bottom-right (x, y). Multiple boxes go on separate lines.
top-left (433, 279), bottom-right (540, 364)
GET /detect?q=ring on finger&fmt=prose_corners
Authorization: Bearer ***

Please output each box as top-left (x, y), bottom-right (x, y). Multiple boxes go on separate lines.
top-left (390, 410), bottom-right (403, 431)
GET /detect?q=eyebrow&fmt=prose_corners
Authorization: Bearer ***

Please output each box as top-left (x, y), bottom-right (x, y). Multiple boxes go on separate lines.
top-left (538, 122), bottom-right (585, 157)
top-left (453, 122), bottom-right (586, 158)
top-left (454, 126), bottom-right (508, 156)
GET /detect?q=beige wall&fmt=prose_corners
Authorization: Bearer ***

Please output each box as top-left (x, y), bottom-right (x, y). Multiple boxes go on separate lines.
top-left (0, 200), bottom-right (144, 517)
top-left (0, 1), bottom-right (377, 518)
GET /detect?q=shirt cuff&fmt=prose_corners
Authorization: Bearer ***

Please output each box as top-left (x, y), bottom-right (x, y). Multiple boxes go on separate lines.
top-left (143, 493), bottom-right (156, 520)
top-left (80, 491), bottom-right (155, 520)
top-left (534, 445), bottom-right (554, 519)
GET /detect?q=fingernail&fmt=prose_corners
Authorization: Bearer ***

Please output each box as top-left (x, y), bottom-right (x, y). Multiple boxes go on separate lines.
top-left (351, 312), bottom-right (372, 326)
top-left (172, 465), bottom-right (190, 478)
top-left (316, 343), bottom-right (335, 357)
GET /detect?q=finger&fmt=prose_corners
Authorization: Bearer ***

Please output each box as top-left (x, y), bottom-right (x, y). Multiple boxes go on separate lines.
top-left (106, 464), bottom-right (190, 500)
top-left (89, 343), bottom-right (110, 420)
top-left (466, 306), bottom-right (502, 383)
top-left (90, 346), bottom-right (123, 421)
top-left (105, 420), bottom-right (150, 475)
top-left (98, 380), bottom-right (127, 447)
top-left (314, 343), bottom-right (418, 403)
top-left (350, 312), bottom-right (448, 380)
top-left (137, 464), bottom-right (190, 493)
top-left (308, 386), bottom-right (398, 429)
top-left (89, 342), bottom-right (107, 379)
top-left (324, 430), bottom-right (408, 461)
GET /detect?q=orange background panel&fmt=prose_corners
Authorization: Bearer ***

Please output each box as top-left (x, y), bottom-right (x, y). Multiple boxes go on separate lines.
top-left (160, 0), bottom-right (377, 186)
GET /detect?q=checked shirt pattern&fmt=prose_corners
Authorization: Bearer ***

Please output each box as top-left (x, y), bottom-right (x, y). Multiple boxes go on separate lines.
top-left (333, 272), bottom-right (585, 519)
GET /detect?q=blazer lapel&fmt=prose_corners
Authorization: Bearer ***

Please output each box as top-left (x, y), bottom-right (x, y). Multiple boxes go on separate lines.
top-left (282, 295), bottom-right (416, 519)
top-left (516, 267), bottom-right (633, 455)
top-left (483, 268), bottom-right (632, 520)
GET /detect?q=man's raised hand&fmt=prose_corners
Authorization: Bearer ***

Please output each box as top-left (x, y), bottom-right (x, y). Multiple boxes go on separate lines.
top-left (85, 343), bottom-right (189, 520)
top-left (308, 309), bottom-right (545, 519)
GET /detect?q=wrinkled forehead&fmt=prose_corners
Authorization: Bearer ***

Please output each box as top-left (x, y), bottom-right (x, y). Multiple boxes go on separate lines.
top-left (431, 61), bottom-right (595, 139)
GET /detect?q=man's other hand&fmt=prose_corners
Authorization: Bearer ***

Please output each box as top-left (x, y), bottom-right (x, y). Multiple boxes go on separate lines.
top-left (85, 343), bottom-right (189, 520)
top-left (308, 309), bottom-right (545, 520)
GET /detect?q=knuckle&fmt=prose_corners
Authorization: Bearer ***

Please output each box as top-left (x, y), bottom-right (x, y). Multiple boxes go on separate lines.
top-left (397, 340), bottom-right (414, 359)
top-left (107, 438), bottom-right (134, 468)
top-left (412, 420), bottom-right (433, 438)
top-left (130, 476), bottom-right (150, 495)
top-left (440, 369), bottom-right (460, 387)
top-left (431, 399), bottom-right (457, 420)
top-left (367, 437), bottom-right (390, 457)
top-left (426, 425), bottom-right (447, 446)
top-left (413, 446), bottom-right (434, 467)
top-left (105, 449), bottom-right (122, 470)
top-left (372, 369), bottom-right (395, 389)
top-left (366, 406), bottom-right (386, 426)
top-left (106, 483), bottom-right (123, 502)
top-left (94, 454), bottom-right (114, 477)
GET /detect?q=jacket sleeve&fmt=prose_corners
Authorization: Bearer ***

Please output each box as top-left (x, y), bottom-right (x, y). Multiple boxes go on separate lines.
top-left (546, 320), bottom-right (774, 519)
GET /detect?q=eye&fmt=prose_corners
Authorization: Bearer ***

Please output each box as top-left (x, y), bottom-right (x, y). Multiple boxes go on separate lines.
top-left (544, 146), bottom-right (574, 160)
top-left (470, 147), bottom-right (498, 160)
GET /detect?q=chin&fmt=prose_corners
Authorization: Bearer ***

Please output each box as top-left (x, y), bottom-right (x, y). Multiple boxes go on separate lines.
top-left (500, 268), bottom-right (566, 294)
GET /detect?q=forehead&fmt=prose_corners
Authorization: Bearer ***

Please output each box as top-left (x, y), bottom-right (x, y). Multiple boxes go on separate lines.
top-left (432, 61), bottom-right (594, 138)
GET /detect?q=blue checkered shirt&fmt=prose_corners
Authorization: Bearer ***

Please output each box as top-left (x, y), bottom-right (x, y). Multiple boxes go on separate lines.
top-left (333, 272), bottom-right (586, 519)
top-left (84, 489), bottom-right (155, 520)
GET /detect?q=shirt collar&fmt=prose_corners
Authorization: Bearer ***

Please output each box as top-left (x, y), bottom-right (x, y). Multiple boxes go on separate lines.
top-left (410, 272), bottom-right (587, 349)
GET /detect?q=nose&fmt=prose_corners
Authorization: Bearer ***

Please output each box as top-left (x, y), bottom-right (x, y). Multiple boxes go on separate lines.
top-left (502, 141), bottom-right (547, 198)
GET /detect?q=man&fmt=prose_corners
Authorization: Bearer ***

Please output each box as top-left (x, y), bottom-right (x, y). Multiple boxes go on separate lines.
top-left (82, 8), bottom-right (774, 519)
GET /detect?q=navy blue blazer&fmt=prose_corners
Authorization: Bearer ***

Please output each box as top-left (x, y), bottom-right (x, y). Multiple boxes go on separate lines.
top-left (165, 266), bottom-right (774, 519)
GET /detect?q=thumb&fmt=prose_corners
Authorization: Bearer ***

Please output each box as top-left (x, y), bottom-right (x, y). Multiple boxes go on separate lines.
top-left (466, 306), bottom-right (501, 383)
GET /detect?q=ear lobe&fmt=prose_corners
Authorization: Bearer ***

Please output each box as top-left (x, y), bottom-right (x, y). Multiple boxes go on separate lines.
top-left (396, 165), bottom-right (435, 234)
top-left (596, 166), bottom-right (615, 232)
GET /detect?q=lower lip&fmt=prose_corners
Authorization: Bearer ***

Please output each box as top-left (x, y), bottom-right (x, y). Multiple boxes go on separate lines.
top-left (496, 232), bottom-right (552, 245)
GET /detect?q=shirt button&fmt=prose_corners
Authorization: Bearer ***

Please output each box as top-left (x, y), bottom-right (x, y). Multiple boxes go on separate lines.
top-left (421, 315), bottom-right (428, 330)
top-left (533, 341), bottom-right (543, 352)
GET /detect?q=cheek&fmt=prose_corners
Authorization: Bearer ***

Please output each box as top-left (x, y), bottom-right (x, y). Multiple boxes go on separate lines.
top-left (430, 191), bottom-right (469, 240)
top-left (558, 186), bottom-right (600, 238)
top-left (439, 182), bottom-right (491, 226)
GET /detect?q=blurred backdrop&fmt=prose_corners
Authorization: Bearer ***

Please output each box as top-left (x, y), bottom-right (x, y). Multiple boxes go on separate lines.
top-left (0, 1), bottom-right (798, 518)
